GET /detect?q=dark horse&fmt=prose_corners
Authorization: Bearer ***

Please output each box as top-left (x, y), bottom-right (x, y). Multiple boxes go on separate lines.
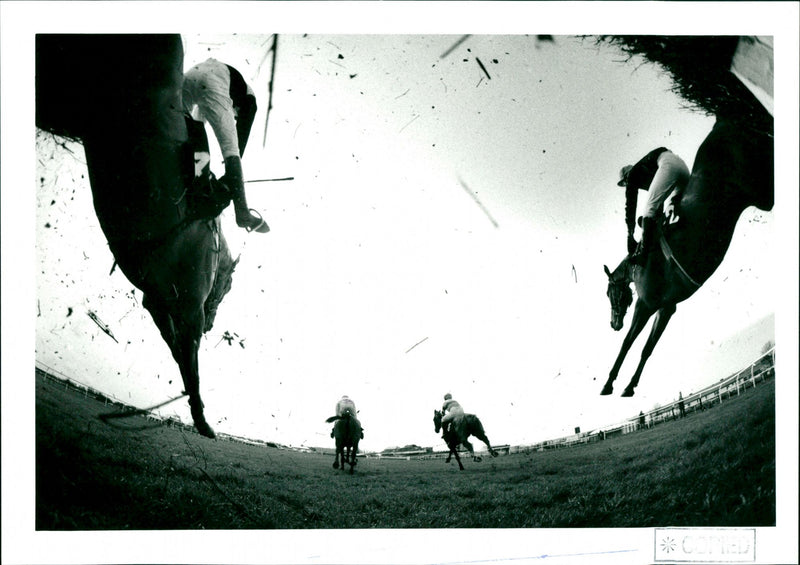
top-left (433, 409), bottom-right (498, 470)
top-left (602, 118), bottom-right (773, 397)
top-left (326, 410), bottom-right (362, 474)
top-left (36, 35), bottom-right (239, 437)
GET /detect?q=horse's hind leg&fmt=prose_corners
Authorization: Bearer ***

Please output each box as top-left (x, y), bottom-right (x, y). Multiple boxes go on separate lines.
top-left (474, 430), bottom-right (499, 457)
top-left (623, 305), bottom-right (675, 397)
top-left (464, 439), bottom-right (481, 462)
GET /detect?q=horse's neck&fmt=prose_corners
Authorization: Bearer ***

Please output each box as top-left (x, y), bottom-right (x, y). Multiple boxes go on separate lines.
top-left (612, 261), bottom-right (633, 288)
top-left (83, 134), bottom-right (188, 243)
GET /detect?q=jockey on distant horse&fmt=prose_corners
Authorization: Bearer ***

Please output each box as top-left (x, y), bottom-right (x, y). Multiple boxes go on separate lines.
top-left (617, 147), bottom-right (690, 265)
top-left (330, 395), bottom-right (364, 439)
top-left (182, 58), bottom-right (269, 233)
top-left (440, 393), bottom-right (465, 434)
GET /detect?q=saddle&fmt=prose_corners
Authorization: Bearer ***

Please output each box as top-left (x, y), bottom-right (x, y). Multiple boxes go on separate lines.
top-left (183, 116), bottom-right (233, 221)
top-left (186, 173), bottom-right (232, 221)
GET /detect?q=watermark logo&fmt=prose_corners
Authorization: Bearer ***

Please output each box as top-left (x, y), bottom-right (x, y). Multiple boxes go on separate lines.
top-left (654, 528), bottom-right (755, 562)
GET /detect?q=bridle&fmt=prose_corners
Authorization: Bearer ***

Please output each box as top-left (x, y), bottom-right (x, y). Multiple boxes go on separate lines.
top-left (607, 268), bottom-right (633, 319)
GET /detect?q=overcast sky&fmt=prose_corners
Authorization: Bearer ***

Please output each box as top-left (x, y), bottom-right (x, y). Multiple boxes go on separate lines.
top-left (30, 33), bottom-right (780, 451)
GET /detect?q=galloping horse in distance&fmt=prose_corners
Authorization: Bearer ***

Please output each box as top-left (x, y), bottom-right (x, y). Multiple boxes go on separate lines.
top-left (326, 409), bottom-right (362, 474)
top-left (433, 409), bottom-right (498, 470)
top-left (36, 35), bottom-right (239, 437)
top-left (602, 117), bottom-right (773, 397)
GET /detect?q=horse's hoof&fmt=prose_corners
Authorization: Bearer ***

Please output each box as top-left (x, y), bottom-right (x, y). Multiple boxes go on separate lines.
top-left (474, 456), bottom-right (482, 463)
top-left (333, 462), bottom-right (339, 469)
top-left (195, 421), bottom-right (216, 438)
top-left (621, 388), bottom-right (635, 397)
top-left (600, 385), bottom-right (613, 395)
top-left (491, 451), bottom-right (499, 457)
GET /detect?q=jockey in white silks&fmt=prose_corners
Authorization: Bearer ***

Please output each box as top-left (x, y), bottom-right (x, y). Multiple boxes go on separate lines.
top-left (336, 395), bottom-right (357, 417)
top-left (440, 393), bottom-right (465, 432)
top-left (617, 147), bottom-right (690, 266)
top-left (183, 58), bottom-right (269, 233)
top-left (331, 395), bottom-right (363, 438)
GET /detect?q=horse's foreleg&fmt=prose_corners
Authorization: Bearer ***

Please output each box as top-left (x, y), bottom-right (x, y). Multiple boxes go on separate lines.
top-left (143, 291), bottom-right (214, 438)
top-left (452, 448), bottom-right (464, 470)
top-left (349, 445), bottom-right (357, 474)
top-left (622, 304), bottom-right (676, 397)
top-left (143, 294), bottom-right (177, 348)
top-left (602, 299), bottom-right (655, 395)
top-left (447, 442), bottom-right (464, 470)
top-left (174, 306), bottom-right (215, 438)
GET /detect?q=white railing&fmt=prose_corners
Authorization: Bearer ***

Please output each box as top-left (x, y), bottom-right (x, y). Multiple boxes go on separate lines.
top-left (512, 347), bottom-right (775, 453)
top-left (36, 347), bottom-right (775, 455)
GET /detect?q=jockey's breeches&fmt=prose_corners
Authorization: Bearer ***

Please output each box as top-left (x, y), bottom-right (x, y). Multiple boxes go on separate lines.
top-left (644, 151), bottom-right (690, 218)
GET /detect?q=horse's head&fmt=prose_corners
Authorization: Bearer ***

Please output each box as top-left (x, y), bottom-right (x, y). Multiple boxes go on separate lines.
top-left (604, 263), bottom-right (633, 331)
top-left (433, 410), bottom-right (443, 433)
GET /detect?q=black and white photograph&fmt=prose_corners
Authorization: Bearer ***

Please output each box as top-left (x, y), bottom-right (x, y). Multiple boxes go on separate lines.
top-left (2, 2), bottom-right (798, 564)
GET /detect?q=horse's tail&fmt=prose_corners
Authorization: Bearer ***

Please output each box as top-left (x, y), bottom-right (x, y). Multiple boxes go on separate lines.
top-left (463, 414), bottom-right (485, 435)
top-left (325, 415), bottom-right (341, 423)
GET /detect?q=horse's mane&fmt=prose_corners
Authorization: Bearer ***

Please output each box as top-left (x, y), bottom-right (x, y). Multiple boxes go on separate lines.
top-left (203, 246), bottom-right (240, 333)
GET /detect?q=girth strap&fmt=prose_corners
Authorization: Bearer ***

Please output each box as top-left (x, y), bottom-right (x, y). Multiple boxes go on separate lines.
top-left (657, 228), bottom-right (701, 289)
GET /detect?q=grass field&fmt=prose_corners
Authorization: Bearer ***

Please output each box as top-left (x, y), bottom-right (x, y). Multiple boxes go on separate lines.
top-left (35, 371), bottom-right (775, 530)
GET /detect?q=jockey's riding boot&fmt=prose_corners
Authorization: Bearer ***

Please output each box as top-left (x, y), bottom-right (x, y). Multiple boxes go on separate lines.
top-left (630, 216), bottom-right (656, 266)
top-left (330, 428), bottom-right (334, 438)
top-left (224, 156), bottom-right (270, 234)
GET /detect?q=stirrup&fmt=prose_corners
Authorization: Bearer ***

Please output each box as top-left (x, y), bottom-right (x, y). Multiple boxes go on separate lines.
top-left (241, 208), bottom-right (269, 233)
